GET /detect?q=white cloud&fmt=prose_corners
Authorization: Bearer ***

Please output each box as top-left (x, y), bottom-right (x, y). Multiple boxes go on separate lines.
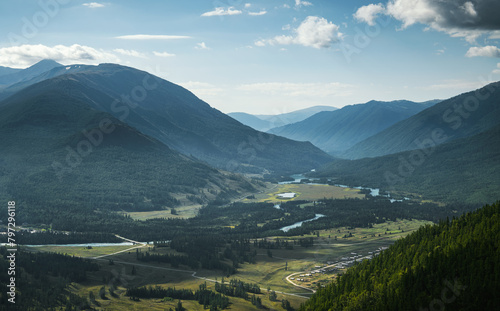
top-left (113, 49), bottom-right (146, 58)
top-left (83, 2), bottom-right (105, 8)
top-left (0, 44), bottom-right (119, 68)
top-left (422, 79), bottom-right (486, 91)
top-left (493, 63), bottom-right (500, 74)
top-left (153, 51), bottom-right (176, 57)
top-left (385, 0), bottom-right (438, 29)
top-left (354, 3), bottom-right (385, 26)
top-left (461, 1), bottom-right (477, 17)
top-left (490, 31), bottom-right (500, 39)
top-left (115, 34), bottom-right (190, 40)
top-left (201, 7), bottom-right (242, 17)
top-left (257, 16), bottom-right (342, 49)
top-left (249, 10), bottom-right (267, 16)
top-left (295, 0), bottom-right (313, 7)
top-left (195, 42), bottom-right (210, 50)
top-left (356, 0), bottom-right (500, 43)
top-left (237, 82), bottom-right (353, 98)
top-left (179, 81), bottom-right (224, 97)
top-left (254, 40), bottom-right (266, 47)
top-left (245, 3), bottom-right (251, 8)
top-left (465, 46), bottom-right (500, 58)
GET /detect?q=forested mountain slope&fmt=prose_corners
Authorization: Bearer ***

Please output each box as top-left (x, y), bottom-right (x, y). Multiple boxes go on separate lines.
top-left (269, 100), bottom-right (437, 155)
top-left (344, 82), bottom-right (500, 159)
top-left (301, 201), bottom-right (500, 311)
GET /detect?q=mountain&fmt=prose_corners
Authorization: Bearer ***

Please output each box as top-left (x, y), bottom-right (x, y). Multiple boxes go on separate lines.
top-left (0, 77), bottom-right (257, 224)
top-left (257, 105), bottom-right (338, 128)
top-left (0, 65), bottom-right (21, 77)
top-left (314, 123), bottom-right (500, 204)
top-left (344, 82), bottom-right (500, 159)
top-left (0, 59), bottom-right (62, 89)
top-left (269, 100), bottom-right (438, 155)
top-left (0, 62), bottom-right (88, 101)
top-left (300, 202), bottom-right (500, 311)
top-left (227, 112), bottom-right (276, 132)
top-left (229, 105), bottom-right (338, 132)
top-left (5, 63), bottom-right (331, 175)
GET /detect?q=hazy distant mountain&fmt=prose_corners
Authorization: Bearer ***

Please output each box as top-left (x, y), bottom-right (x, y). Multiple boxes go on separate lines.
top-left (0, 65), bottom-right (21, 77)
top-left (257, 105), bottom-right (338, 128)
top-left (2, 62), bottom-right (331, 175)
top-left (227, 112), bottom-right (274, 132)
top-left (314, 123), bottom-right (500, 204)
top-left (0, 59), bottom-right (62, 88)
top-left (228, 105), bottom-right (337, 131)
top-left (344, 82), bottom-right (500, 159)
top-left (269, 100), bottom-right (438, 155)
top-left (0, 76), bottom-right (256, 217)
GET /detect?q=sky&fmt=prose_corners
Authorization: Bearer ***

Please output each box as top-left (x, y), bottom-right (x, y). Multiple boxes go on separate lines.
top-left (0, 0), bottom-right (499, 114)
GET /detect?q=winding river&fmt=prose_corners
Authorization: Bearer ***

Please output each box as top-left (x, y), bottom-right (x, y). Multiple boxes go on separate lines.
top-left (279, 213), bottom-right (325, 232)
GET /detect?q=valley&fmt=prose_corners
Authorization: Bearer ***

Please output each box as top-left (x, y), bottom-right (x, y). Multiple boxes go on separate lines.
top-left (0, 60), bottom-right (498, 310)
top-left (21, 182), bottom-right (432, 310)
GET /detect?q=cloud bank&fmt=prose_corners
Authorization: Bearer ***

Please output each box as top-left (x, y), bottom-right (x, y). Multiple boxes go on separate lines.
top-left (355, 0), bottom-right (500, 42)
top-left (0, 44), bottom-right (119, 68)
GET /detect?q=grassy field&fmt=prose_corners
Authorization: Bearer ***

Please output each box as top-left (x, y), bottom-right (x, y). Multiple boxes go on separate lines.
top-left (123, 183), bottom-right (364, 221)
top-left (244, 183), bottom-right (365, 203)
top-left (23, 244), bottom-right (144, 258)
top-left (124, 204), bottom-right (202, 220)
top-left (28, 216), bottom-right (431, 310)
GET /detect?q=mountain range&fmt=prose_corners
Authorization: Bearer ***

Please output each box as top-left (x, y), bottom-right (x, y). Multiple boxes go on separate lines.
top-left (0, 61), bottom-right (332, 176)
top-left (268, 100), bottom-right (439, 155)
top-left (343, 82), bottom-right (500, 159)
top-left (311, 82), bottom-right (500, 204)
top-left (0, 74), bottom-right (259, 220)
top-left (0, 60), bottom-right (337, 223)
top-left (0, 59), bottom-right (62, 90)
top-left (228, 105), bottom-right (338, 132)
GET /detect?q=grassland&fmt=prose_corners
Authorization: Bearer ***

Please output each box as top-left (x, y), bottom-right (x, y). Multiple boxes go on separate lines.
top-left (123, 183), bottom-right (364, 221)
top-left (29, 216), bottom-right (431, 310)
top-left (25, 183), bottom-right (431, 309)
top-left (23, 244), bottom-right (143, 258)
top-left (243, 183), bottom-right (364, 203)
top-left (124, 204), bottom-right (202, 220)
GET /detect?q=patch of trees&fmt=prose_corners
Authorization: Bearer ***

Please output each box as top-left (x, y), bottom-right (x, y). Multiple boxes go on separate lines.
top-left (126, 283), bottom-right (230, 310)
top-left (0, 248), bottom-right (98, 310)
top-left (254, 238), bottom-right (294, 250)
top-left (214, 278), bottom-right (261, 300)
top-left (300, 202), bottom-right (500, 310)
top-left (136, 251), bottom-right (198, 269)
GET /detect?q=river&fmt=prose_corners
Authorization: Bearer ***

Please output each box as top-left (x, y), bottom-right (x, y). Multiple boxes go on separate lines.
top-left (279, 214), bottom-right (325, 232)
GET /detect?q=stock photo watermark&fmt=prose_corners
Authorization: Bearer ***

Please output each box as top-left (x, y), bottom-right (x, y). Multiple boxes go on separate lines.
top-left (419, 278), bottom-right (466, 311)
top-left (6, 201), bottom-right (17, 304)
top-left (384, 76), bottom-right (499, 191)
top-left (340, 15), bottom-right (392, 63)
top-left (7, 0), bottom-right (69, 46)
top-left (51, 74), bottom-right (159, 180)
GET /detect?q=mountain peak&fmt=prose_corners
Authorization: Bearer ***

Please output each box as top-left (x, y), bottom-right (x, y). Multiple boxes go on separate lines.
top-left (27, 59), bottom-right (63, 70)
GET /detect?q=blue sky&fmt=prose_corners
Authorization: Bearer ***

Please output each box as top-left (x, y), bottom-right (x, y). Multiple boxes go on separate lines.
top-left (0, 0), bottom-right (499, 114)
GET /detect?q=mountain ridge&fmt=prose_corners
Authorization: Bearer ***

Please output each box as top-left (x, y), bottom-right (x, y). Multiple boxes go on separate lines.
top-left (269, 100), bottom-right (438, 155)
top-left (314, 122), bottom-right (500, 204)
top-left (344, 82), bottom-right (500, 159)
top-left (13, 63), bottom-right (332, 175)
top-left (228, 105), bottom-right (338, 132)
